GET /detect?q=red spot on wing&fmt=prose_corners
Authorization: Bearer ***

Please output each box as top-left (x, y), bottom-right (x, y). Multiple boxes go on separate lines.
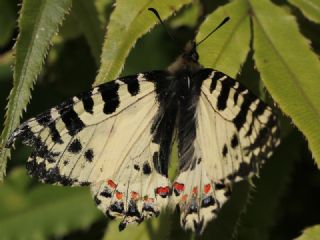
top-left (155, 186), bottom-right (171, 198)
top-left (131, 191), bottom-right (139, 200)
top-left (204, 184), bottom-right (211, 194)
top-left (145, 198), bottom-right (154, 203)
top-left (115, 191), bottom-right (123, 200)
top-left (107, 179), bottom-right (117, 189)
top-left (173, 182), bottom-right (185, 196)
top-left (173, 182), bottom-right (185, 191)
top-left (192, 187), bottom-right (198, 195)
top-left (181, 194), bottom-right (188, 202)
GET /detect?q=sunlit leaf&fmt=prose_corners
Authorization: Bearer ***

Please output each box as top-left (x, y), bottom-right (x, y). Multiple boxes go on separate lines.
top-left (197, 0), bottom-right (251, 78)
top-left (289, 0), bottom-right (320, 24)
top-left (94, 0), bottom-right (192, 85)
top-left (170, 3), bottom-right (200, 28)
top-left (250, 0), bottom-right (320, 166)
top-left (95, 0), bottom-right (114, 26)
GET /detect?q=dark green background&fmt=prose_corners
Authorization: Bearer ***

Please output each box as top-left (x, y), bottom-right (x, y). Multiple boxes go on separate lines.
top-left (1, 0), bottom-right (320, 239)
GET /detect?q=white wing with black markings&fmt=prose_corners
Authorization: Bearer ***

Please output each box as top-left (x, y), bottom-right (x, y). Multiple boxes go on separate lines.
top-left (6, 71), bottom-right (174, 229)
top-left (172, 69), bottom-right (280, 233)
top-left (6, 44), bottom-right (280, 234)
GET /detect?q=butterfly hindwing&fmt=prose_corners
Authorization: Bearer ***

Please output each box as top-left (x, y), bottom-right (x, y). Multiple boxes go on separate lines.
top-left (7, 71), bottom-right (175, 228)
top-left (172, 69), bottom-right (280, 233)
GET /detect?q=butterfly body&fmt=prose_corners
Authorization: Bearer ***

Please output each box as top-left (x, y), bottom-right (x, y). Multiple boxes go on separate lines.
top-left (7, 41), bottom-right (280, 234)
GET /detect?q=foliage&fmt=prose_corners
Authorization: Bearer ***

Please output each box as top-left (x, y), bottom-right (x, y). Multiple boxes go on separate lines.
top-left (94, 0), bottom-right (192, 85)
top-left (295, 225), bottom-right (320, 240)
top-left (0, 168), bottom-right (100, 240)
top-left (0, 0), bottom-right (72, 181)
top-left (0, 0), bottom-right (319, 239)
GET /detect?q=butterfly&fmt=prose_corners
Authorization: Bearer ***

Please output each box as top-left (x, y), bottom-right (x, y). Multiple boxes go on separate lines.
top-left (6, 15), bottom-right (280, 234)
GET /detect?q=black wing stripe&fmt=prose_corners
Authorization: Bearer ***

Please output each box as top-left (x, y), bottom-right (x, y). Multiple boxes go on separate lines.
top-left (217, 77), bottom-right (235, 110)
top-left (212, 71), bottom-right (225, 82)
top-left (58, 99), bottom-right (85, 136)
top-left (233, 93), bottom-right (256, 131)
top-left (233, 91), bottom-right (239, 105)
top-left (36, 110), bottom-right (63, 144)
top-left (121, 75), bottom-right (140, 96)
top-left (80, 91), bottom-right (94, 114)
top-left (210, 77), bottom-right (217, 93)
top-left (99, 82), bottom-right (120, 114)
top-left (210, 71), bottom-right (224, 93)
top-left (254, 101), bottom-right (267, 117)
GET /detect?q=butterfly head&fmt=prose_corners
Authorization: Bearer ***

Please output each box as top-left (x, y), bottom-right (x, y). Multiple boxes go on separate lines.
top-left (167, 41), bottom-right (202, 75)
top-left (182, 41), bottom-right (199, 63)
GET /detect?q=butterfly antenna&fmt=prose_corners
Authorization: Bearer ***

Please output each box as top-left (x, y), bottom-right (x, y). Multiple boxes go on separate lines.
top-left (196, 17), bottom-right (230, 46)
top-left (148, 8), bottom-right (176, 43)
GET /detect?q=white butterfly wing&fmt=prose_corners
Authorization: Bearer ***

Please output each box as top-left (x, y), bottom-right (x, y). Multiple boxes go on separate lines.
top-left (172, 69), bottom-right (280, 233)
top-left (7, 72), bottom-right (172, 229)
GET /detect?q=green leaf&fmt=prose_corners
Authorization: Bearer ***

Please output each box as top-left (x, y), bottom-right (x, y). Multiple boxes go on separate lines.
top-left (103, 211), bottom-right (171, 240)
top-left (0, 167), bottom-right (101, 240)
top-left (196, 0), bottom-right (251, 78)
top-left (59, 0), bottom-right (105, 64)
top-left (121, 26), bottom-right (175, 75)
top-left (170, 3), bottom-right (200, 28)
top-left (249, 0), bottom-right (320, 166)
top-left (73, 0), bottom-right (105, 64)
top-left (95, 0), bottom-right (114, 25)
top-left (0, 0), bottom-right (72, 181)
top-left (289, 0), bottom-right (320, 24)
top-left (58, 8), bottom-right (82, 41)
top-left (0, 0), bottom-right (16, 47)
top-left (295, 225), bottom-right (320, 240)
top-left (94, 0), bottom-right (192, 85)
